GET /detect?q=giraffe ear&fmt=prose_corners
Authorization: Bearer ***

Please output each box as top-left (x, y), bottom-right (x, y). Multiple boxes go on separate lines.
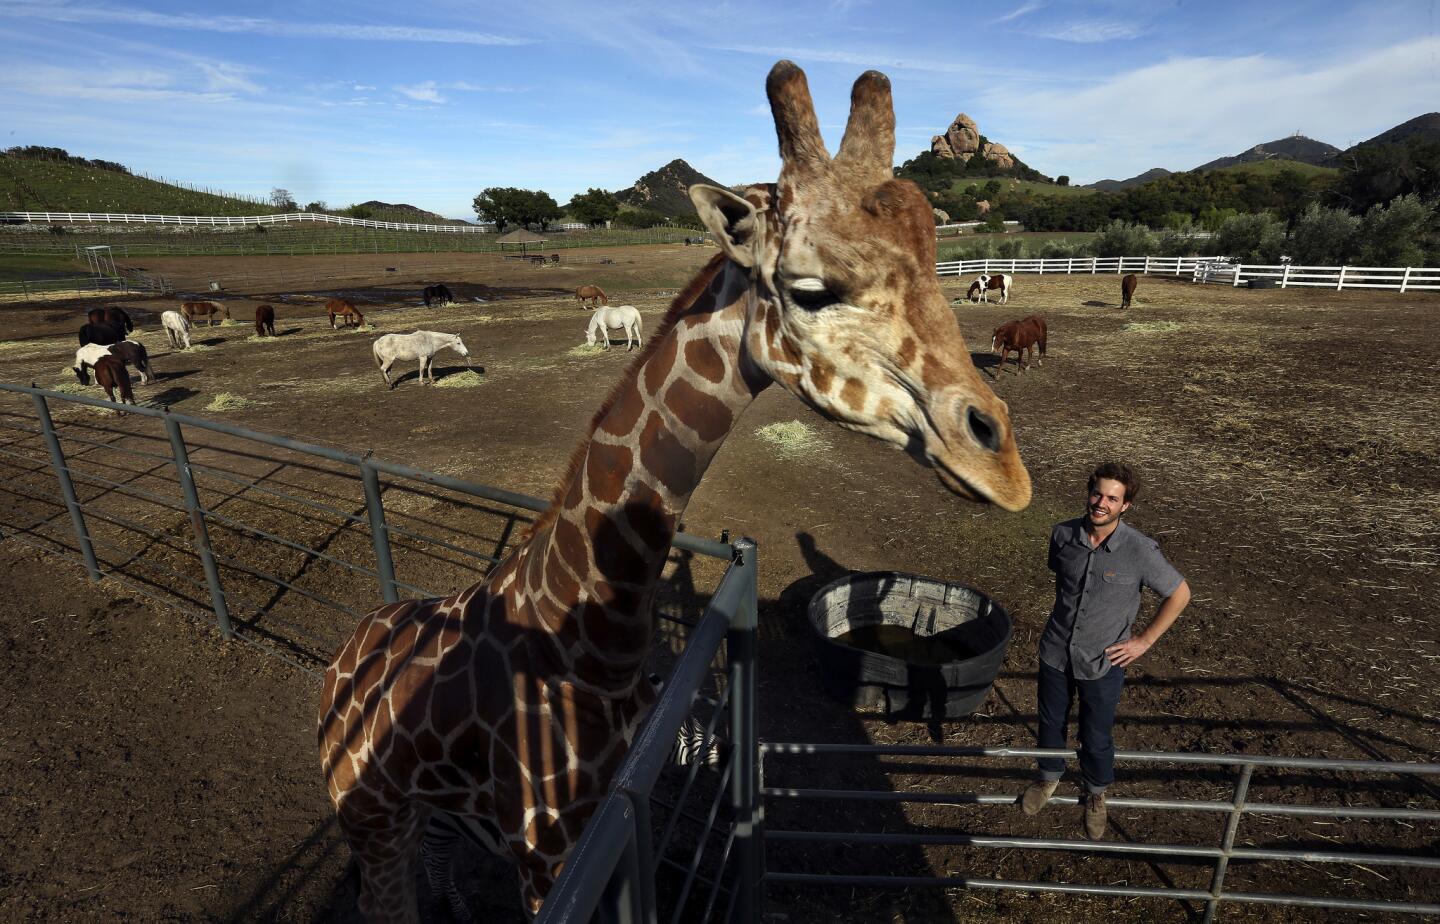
top-left (689, 184), bottom-right (759, 268)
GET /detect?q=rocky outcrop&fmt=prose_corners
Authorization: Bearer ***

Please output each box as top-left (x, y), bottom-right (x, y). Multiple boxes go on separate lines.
top-left (979, 142), bottom-right (1014, 170)
top-left (931, 114), bottom-right (981, 161)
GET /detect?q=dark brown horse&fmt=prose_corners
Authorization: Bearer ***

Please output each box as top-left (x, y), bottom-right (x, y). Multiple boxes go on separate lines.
top-left (422, 284), bottom-right (454, 307)
top-left (991, 314), bottom-right (1047, 375)
top-left (575, 284), bottom-right (608, 309)
top-left (182, 300), bottom-right (230, 326)
top-left (1121, 273), bottom-right (1138, 309)
top-left (327, 297), bottom-right (365, 329)
top-left (78, 318), bottom-right (125, 347)
top-left (103, 306), bottom-right (134, 334)
top-left (89, 354), bottom-right (136, 410)
top-left (255, 303), bottom-right (277, 336)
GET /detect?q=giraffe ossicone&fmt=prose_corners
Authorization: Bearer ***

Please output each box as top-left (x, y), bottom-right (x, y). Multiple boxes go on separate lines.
top-left (319, 59), bottom-right (1031, 922)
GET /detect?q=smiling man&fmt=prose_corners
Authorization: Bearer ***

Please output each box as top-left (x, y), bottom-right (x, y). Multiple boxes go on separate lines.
top-left (1019, 461), bottom-right (1192, 839)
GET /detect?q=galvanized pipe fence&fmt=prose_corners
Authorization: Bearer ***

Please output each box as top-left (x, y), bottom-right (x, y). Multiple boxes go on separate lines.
top-left (3, 382), bottom-right (1436, 921)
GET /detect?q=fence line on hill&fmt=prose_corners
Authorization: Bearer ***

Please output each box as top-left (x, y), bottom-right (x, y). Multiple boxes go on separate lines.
top-left (1, 209), bottom-right (492, 233)
top-left (937, 256), bottom-right (1440, 292)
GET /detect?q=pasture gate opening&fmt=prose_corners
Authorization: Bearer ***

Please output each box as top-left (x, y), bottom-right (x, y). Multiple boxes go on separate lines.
top-left (1, 383), bottom-right (1436, 922)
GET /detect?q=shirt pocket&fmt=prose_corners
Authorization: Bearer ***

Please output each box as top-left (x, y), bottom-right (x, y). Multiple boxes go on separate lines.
top-left (1100, 570), bottom-right (1133, 585)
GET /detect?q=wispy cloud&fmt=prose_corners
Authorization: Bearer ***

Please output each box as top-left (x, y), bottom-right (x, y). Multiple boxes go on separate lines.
top-left (0, 1), bottom-right (531, 45)
top-left (395, 81), bottom-right (444, 103)
top-left (1020, 19), bottom-right (1147, 43)
top-left (994, 1), bottom-right (1043, 25)
top-left (705, 42), bottom-right (1061, 82)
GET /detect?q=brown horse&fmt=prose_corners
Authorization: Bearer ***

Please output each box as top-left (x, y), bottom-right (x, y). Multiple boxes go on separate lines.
top-left (90, 354), bottom-right (136, 411)
top-left (255, 303), bottom-right (276, 336)
top-left (1121, 273), bottom-right (1138, 309)
top-left (575, 284), bottom-right (608, 309)
top-left (327, 297), bottom-right (364, 329)
top-left (182, 300), bottom-right (229, 326)
top-left (104, 305), bottom-right (134, 334)
top-left (991, 314), bottom-right (1047, 376)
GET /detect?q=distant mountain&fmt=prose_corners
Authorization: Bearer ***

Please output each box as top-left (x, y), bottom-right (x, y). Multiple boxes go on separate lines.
top-left (1343, 112), bottom-right (1440, 152)
top-left (354, 201), bottom-right (469, 225)
top-left (1085, 167), bottom-right (1172, 192)
top-left (1194, 135), bottom-right (1341, 172)
top-left (615, 159), bottom-right (726, 217)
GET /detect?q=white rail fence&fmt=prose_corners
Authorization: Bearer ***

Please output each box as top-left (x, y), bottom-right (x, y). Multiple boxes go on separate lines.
top-left (0, 210), bottom-right (492, 234)
top-left (938, 256), bottom-right (1440, 292)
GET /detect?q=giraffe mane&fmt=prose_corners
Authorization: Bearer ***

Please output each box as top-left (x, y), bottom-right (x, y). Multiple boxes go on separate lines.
top-left (523, 252), bottom-right (731, 541)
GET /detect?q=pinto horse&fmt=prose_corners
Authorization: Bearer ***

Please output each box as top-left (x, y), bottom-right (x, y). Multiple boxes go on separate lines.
top-left (182, 300), bottom-right (230, 326)
top-left (1121, 273), bottom-right (1138, 309)
top-left (255, 303), bottom-right (276, 337)
top-left (575, 284), bottom-right (608, 309)
top-left (991, 314), bottom-right (1047, 376)
top-left (968, 273), bottom-right (1013, 304)
top-left (327, 297), bottom-right (365, 329)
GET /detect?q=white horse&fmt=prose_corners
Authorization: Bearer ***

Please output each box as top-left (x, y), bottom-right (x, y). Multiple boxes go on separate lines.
top-left (160, 310), bottom-right (192, 350)
top-left (970, 273), bottom-right (1013, 305)
top-left (586, 305), bottom-right (643, 351)
top-left (372, 330), bottom-right (472, 388)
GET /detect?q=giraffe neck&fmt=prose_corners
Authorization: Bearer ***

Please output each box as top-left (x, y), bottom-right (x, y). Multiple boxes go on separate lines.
top-left (520, 257), bottom-right (763, 691)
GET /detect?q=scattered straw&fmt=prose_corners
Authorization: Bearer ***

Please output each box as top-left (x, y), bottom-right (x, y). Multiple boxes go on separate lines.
top-left (220, 319), bottom-right (245, 327)
top-left (46, 380), bottom-right (89, 395)
top-left (184, 343), bottom-right (215, 352)
top-left (1122, 320), bottom-right (1181, 333)
top-left (244, 335), bottom-right (277, 344)
top-left (567, 343), bottom-right (606, 356)
top-left (755, 420), bottom-right (825, 460)
top-left (0, 340), bottom-right (48, 356)
top-left (205, 392), bottom-right (255, 411)
top-left (432, 370), bottom-right (487, 389)
top-left (346, 324), bottom-right (378, 333)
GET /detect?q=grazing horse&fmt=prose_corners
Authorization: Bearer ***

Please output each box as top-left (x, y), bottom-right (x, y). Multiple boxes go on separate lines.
top-left (182, 300), bottom-right (229, 326)
top-left (104, 306), bottom-right (134, 334)
top-left (968, 273), bottom-right (1013, 304)
top-left (422, 284), bottom-right (455, 307)
top-left (78, 319), bottom-right (125, 348)
top-left (991, 314), bottom-right (1047, 376)
top-left (574, 284), bottom-right (608, 309)
top-left (86, 354), bottom-right (136, 411)
top-left (74, 340), bottom-right (153, 385)
top-left (586, 304), bottom-right (643, 350)
top-left (327, 297), bottom-right (364, 329)
top-left (1121, 273), bottom-right (1138, 309)
top-left (371, 331), bottom-right (473, 388)
top-left (160, 310), bottom-right (192, 349)
top-left (255, 304), bottom-right (277, 337)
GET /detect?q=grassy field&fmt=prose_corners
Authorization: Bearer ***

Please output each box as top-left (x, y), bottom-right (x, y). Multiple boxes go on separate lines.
top-left (947, 178), bottom-right (1097, 199)
top-left (0, 252), bottom-right (87, 282)
top-left (1, 156), bottom-right (281, 216)
top-left (1211, 159), bottom-right (1340, 178)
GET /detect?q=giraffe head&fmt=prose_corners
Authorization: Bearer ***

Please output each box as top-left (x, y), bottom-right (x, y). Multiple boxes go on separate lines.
top-left (689, 61), bottom-right (1031, 510)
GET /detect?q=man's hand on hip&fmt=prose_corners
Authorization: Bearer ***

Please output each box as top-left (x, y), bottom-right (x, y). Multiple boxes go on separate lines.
top-left (1105, 636), bottom-right (1152, 667)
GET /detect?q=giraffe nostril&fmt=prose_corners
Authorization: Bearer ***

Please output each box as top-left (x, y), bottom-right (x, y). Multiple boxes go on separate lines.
top-left (966, 407), bottom-right (1002, 453)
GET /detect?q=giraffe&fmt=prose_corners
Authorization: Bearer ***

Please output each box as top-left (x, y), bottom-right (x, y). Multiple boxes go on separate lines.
top-left (318, 59), bottom-right (1032, 922)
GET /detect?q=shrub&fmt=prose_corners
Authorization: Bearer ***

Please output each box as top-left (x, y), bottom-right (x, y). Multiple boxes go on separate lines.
top-left (1091, 220), bottom-right (1156, 258)
top-left (1156, 220), bottom-right (1205, 257)
top-left (1288, 203), bottom-right (1359, 265)
top-left (1214, 212), bottom-right (1285, 263)
top-left (1355, 194), bottom-right (1434, 266)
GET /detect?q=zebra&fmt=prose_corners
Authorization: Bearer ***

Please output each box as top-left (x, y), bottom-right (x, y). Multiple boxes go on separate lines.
top-left (419, 675), bottom-right (726, 920)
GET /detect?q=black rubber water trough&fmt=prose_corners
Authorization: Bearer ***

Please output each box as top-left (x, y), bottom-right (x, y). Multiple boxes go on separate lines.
top-left (807, 571), bottom-right (1012, 719)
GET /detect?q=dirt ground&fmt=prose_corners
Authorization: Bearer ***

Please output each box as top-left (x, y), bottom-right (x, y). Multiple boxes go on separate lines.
top-left (1, 250), bottom-right (1437, 922)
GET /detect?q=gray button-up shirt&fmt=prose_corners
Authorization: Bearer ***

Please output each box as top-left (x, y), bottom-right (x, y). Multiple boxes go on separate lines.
top-left (1039, 518), bottom-right (1184, 680)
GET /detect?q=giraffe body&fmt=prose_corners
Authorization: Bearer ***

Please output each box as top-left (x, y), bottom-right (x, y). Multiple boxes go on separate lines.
top-left (320, 60), bottom-right (1031, 922)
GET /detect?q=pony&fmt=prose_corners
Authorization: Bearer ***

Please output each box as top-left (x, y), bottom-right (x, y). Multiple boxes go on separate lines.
top-left (991, 314), bottom-right (1047, 375)
top-left (182, 301), bottom-right (229, 326)
top-left (1121, 273), bottom-right (1138, 309)
top-left (968, 273), bottom-right (1013, 304)
top-left (74, 340), bottom-right (153, 385)
top-left (160, 310), bottom-right (192, 350)
top-left (102, 306), bottom-right (134, 334)
top-left (86, 354), bottom-right (136, 411)
top-left (422, 284), bottom-right (455, 307)
top-left (585, 304), bottom-right (643, 351)
top-left (371, 331), bottom-right (473, 388)
top-left (327, 297), bottom-right (365, 329)
top-left (574, 284), bottom-right (608, 309)
top-left (78, 319), bottom-right (125, 348)
top-left (255, 304), bottom-right (276, 337)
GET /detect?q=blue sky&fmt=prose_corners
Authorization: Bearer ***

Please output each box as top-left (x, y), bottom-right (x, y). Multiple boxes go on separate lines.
top-left (2, 0), bottom-right (1437, 219)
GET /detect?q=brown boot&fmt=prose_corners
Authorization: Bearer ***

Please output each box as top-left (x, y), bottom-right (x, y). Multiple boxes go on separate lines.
top-left (1083, 792), bottom-right (1108, 839)
top-left (1019, 779), bottom-right (1060, 815)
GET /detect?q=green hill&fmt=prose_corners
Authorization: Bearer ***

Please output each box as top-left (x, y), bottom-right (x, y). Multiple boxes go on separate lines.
top-left (1, 149), bottom-right (278, 216)
top-left (1210, 159), bottom-right (1339, 179)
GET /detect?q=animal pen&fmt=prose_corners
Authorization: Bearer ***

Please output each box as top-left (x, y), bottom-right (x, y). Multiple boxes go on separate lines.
top-left (0, 382), bottom-right (1436, 922)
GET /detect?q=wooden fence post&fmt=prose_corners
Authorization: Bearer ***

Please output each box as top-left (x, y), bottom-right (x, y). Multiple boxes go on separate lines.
top-left (1400, 267), bottom-right (1411, 293)
top-left (1280, 263), bottom-right (1291, 288)
top-left (1233, 264), bottom-right (1244, 287)
top-left (1144, 255), bottom-right (1151, 275)
top-left (1337, 266), bottom-right (1347, 290)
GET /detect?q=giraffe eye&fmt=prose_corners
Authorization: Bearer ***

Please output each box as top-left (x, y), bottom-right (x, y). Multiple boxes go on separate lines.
top-left (788, 283), bottom-right (840, 311)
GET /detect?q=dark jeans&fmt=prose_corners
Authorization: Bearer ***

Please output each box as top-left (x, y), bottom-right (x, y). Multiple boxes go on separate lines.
top-left (1036, 660), bottom-right (1126, 793)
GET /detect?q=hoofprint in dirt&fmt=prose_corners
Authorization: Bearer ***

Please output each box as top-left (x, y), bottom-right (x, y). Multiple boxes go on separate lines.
top-left (1, 265), bottom-right (1437, 921)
